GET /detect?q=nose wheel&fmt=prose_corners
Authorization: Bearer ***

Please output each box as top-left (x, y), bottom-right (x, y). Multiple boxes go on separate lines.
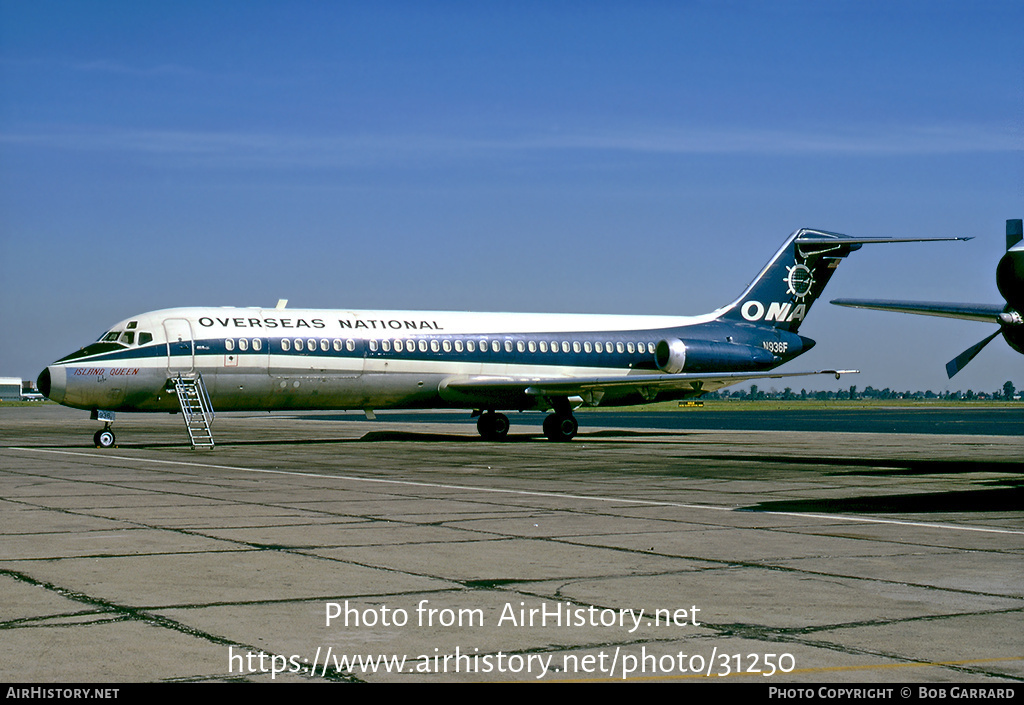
top-left (93, 426), bottom-right (116, 448)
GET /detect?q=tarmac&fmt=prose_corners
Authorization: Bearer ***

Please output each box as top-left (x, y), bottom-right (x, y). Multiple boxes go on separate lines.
top-left (1, 404), bottom-right (1021, 683)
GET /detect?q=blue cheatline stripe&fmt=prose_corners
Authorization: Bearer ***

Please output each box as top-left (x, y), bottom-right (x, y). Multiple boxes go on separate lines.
top-left (53, 322), bottom-right (781, 371)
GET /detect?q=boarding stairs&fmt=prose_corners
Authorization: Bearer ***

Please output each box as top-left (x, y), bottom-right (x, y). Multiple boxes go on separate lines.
top-left (174, 373), bottom-right (215, 449)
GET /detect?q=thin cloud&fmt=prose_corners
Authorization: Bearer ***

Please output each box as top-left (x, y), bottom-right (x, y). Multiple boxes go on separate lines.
top-left (1, 121), bottom-right (1018, 171)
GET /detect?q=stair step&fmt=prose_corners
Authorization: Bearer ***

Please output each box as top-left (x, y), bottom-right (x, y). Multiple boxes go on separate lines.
top-left (173, 374), bottom-right (216, 449)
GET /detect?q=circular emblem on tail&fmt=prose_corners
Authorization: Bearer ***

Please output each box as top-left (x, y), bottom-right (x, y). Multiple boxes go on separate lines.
top-left (784, 264), bottom-right (815, 300)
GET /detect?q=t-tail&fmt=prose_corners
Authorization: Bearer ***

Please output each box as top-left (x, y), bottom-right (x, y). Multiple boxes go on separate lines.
top-left (715, 228), bottom-right (973, 333)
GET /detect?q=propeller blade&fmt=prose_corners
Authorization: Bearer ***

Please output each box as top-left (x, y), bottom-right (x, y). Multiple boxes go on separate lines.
top-left (945, 330), bottom-right (1001, 378)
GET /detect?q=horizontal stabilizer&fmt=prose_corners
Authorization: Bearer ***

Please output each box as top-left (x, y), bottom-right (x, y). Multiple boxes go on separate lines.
top-left (830, 299), bottom-right (1005, 324)
top-left (796, 233), bottom-right (972, 246)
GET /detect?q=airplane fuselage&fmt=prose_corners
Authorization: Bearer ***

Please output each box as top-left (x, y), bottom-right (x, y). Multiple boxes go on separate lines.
top-left (39, 306), bottom-right (812, 415)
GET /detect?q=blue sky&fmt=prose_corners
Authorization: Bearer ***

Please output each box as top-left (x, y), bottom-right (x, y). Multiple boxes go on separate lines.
top-left (2, 1), bottom-right (1021, 394)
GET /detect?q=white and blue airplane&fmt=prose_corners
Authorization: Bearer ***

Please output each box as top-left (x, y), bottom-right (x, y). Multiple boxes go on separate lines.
top-left (37, 228), bottom-right (966, 447)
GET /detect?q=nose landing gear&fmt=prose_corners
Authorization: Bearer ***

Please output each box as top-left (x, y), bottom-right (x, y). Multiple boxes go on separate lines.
top-left (90, 409), bottom-right (116, 448)
top-left (93, 427), bottom-right (116, 448)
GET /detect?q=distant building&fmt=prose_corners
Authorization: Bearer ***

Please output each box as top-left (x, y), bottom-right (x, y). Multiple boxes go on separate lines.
top-left (0, 377), bottom-right (22, 401)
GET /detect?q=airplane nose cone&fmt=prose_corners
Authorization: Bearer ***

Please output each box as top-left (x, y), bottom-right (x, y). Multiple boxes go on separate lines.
top-left (996, 249), bottom-right (1024, 312)
top-left (37, 368), bottom-right (50, 397)
top-left (37, 366), bottom-right (65, 404)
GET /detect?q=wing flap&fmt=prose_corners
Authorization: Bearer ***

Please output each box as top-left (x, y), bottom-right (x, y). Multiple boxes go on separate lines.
top-left (441, 369), bottom-right (857, 405)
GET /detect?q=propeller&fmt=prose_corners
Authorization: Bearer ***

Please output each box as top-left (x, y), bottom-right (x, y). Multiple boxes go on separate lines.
top-left (945, 329), bottom-right (1002, 378)
top-left (947, 220), bottom-right (1024, 377)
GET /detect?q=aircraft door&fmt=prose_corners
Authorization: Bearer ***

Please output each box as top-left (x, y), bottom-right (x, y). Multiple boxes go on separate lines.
top-left (163, 318), bottom-right (195, 374)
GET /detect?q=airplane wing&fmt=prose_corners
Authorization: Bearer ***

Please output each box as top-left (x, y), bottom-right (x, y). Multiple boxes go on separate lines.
top-left (440, 368), bottom-right (856, 406)
top-left (830, 299), bottom-right (1006, 324)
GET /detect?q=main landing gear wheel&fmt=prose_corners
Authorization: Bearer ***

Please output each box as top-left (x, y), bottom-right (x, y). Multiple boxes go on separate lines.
top-left (477, 411), bottom-right (510, 440)
top-left (543, 414), bottom-right (578, 442)
top-left (93, 428), bottom-right (116, 448)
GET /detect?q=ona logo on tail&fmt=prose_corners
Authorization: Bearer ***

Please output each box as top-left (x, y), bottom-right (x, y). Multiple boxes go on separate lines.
top-left (741, 258), bottom-right (815, 323)
top-left (784, 263), bottom-right (815, 299)
top-left (740, 301), bottom-right (808, 323)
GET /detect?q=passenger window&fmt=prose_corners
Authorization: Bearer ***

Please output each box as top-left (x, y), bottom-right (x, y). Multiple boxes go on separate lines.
top-left (455, 340), bottom-right (464, 352)
top-left (584, 341), bottom-right (592, 353)
top-left (253, 338), bottom-right (262, 351)
top-left (573, 341), bottom-right (581, 353)
top-left (333, 339), bottom-right (342, 351)
top-left (527, 341), bottom-right (536, 353)
top-left (627, 342), bottom-right (635, 354)
top-left (294, 339), bottom-right (304, 351)
top-left (369, 340), bottom-right (378, 352)
top-left (346, 339), bottom-right (356, 352)
top-left (540, 341), bottom-right (548, 353)
top-left (282, 339), bottom-right (291, 352)
top-left (431, 340), bottom-right (440, 352)
top-left (562, 341), bottom-right (570, 353)
top-left (491, 340), bottom-right (500, 353)
top-left (395, 340), bottom-right (404, 353)
top-left (418, 340), bottom-right (428, 353)
top-left (595, 341), bottom-right (603, 353)
top-left (616, 342), bottom-right (624, 353)
top-left (382, 340), bottom-right (391, 352)
top-left (226, 339), bottom-right (235, 351)
top-left (504, 340), bottom-right (513, 353)
top-left (239, 338), bottom-right (248, 352)
top-left (466, 340), bottom-right (476, 353)
top-left (442, 340), bottom-right (452, 352)
top-left (307, 338), bottom-right (316, 350)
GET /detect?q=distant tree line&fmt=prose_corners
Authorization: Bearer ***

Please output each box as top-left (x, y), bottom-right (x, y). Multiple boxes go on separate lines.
top-left (705, 381), bottom-right (1020, 401)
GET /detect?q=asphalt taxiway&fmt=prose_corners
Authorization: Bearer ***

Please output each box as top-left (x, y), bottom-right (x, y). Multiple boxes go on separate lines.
top-left (1, 404), bottom-right (1021, 683)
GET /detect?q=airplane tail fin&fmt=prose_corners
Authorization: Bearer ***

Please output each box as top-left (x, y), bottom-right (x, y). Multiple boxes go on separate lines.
top-left (715, 229), bottom-right (973, 334)
top-left (714, 229), bottom-right (863, 333)
top-left (1006, 218), bottom-right (1022, 250)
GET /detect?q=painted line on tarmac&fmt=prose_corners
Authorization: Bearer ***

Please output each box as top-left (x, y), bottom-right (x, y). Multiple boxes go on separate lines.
top-left (10, 447), bottom-right (1024, 537)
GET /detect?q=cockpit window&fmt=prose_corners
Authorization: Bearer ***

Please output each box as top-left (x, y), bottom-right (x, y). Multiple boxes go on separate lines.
top-left (126, 321), bottom-right (138, 330)
top-left (120, 331), bottom-right (135, 345)
top-left (103, 332), bottom-right (121, 342)
top-left (138, 332), bottom-right (153, 345)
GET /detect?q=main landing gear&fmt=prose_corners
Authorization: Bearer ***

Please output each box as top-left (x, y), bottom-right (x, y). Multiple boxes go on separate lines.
top-left (476, 411), bottom-right (510, 440)
top-left (542, 396), bottom-right (577, 442)
top-left (474, 399), bottom-right (579, 442)
top-left (542, 413), bottom-right (578, 442)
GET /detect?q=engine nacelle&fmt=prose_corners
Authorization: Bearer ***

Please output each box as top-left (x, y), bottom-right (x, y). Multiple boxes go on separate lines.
top-left (656, 338), bottom-right (778, 373)
top-left (655, 339), bottom-right (687, 373)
